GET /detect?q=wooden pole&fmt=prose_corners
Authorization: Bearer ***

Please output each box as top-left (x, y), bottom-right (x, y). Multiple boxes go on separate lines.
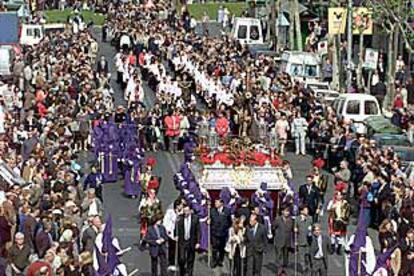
top-left (357, 248), bottom-right (362, 276)
top-left (207, 200), bottom-right (212, 268)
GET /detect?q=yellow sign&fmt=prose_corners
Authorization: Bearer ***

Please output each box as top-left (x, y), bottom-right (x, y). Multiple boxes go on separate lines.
top-left (353, 8), bottom-right (373, 35)
top-left (328, 8), bottom-right (347, 35)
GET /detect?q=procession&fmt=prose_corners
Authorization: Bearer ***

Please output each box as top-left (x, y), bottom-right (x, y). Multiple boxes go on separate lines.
top-left (0, 0), bottom-right (413, 275)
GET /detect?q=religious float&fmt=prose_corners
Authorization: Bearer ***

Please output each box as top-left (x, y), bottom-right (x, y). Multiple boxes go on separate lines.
top-left (191, 137), bottom-right (290, 204)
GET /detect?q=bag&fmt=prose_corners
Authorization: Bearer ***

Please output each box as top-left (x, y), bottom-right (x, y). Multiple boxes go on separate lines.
top-left (367, 192), bottom-right (374, 202)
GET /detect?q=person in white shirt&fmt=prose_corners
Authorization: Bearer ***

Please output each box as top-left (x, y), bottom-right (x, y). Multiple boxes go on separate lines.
top-left (291, 111), bottom-right (309, 155)
top-left (119, 33), bottom-right (131, 51)
top-left (162, 199), bottom-right (183, 271)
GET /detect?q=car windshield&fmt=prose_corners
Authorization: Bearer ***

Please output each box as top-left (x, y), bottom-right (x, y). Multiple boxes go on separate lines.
top-left (379, 136), bottom-right (411, 146)
top-left (395, 149), bottom-right (414, 162)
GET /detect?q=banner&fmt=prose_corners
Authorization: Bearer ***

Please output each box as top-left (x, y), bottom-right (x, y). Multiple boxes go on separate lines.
top-left (318, 40), bottom-right (328, 56)
top-left (363, 48), bottom-right (378, 70)
top-left (353, 7), bottom-right (373, 35)
top-left (328, 7), bottom-right (347, 34)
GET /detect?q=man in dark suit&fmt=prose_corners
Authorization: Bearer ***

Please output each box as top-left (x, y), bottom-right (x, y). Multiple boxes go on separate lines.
top-left (23, 207), bottom-right (39, 250)
top-left (295, 205), bottom-right (312, 274)
top-left (81, 216), bottom-right (102, 253)
top-left (245, 213), bottom-right (267, 276)
top-left (144, 214), bottom-right (169, 276)
top-left (176, 205), bottom-right (200, 276)
top-left (299, 175), bottom-right (322, 223)
top-left (210, 198), bottom-right (232, 268)
top-left (308, 223), bottom-right (331, 276)
top-left (35, 221), bottom-right (53, 258)
top-left (273, 205), bottom-right (293, 272)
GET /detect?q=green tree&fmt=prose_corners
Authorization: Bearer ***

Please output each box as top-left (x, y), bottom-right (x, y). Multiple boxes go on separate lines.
top-left (363, 0), bottom-right (414, 107)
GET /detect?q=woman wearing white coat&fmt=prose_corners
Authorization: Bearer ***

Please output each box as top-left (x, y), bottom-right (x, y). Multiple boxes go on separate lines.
top-left (225, 218), bottom-right (246, 276)
top-left (291, 111), bottom-right (308, 155)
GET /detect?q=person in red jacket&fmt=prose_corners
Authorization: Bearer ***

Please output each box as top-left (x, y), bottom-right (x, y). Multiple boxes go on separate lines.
top-left (393, 93), bottom-right (404, 109)
top-left (215, 112), bottom-right (229, 138)
top-left (164, 110), bottom-right (181, 152)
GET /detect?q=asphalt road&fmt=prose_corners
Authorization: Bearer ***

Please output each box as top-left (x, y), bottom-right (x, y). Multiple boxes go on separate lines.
top-left (93, 25), bottom-right (378, 276)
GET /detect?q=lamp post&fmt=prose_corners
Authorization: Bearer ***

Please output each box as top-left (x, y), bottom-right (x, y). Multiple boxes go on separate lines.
top-left (346, 0), bottom-right (353, 89)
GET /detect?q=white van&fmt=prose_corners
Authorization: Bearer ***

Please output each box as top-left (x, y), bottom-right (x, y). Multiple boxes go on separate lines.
top-left (0, 46), bottom-right (14, 78)
top-left (20, 24), bottom-right (44, 46)
top-left (231, 17), bottom-right (264, 45)
top-left (332, 94), bottom-right (381, 133)
top-left (20, 23), bottom-right (65, 46)
top-left (279, 51), bottom-right (321, 81)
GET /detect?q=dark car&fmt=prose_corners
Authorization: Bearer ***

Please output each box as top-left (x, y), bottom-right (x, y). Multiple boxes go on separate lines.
top-left (371, 133), bottom-right (414, 163)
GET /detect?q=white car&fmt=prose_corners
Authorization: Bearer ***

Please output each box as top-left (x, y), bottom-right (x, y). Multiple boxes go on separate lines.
top-left (332, 94), bottom-right (381, 134)
top-left (304, 81), bottom-right (340, 103)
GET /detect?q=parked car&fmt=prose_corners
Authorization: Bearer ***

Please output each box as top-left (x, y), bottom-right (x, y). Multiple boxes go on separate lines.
top-left (279, 51), bottom-right (321, 82)
top-left (304, 81), bottom-right (340, 104)
top-left (332, 94), bottom-right (381, 133)
top-left (371, 133), bottom-right (414, 164)
top-left (363, 116), bottom-right (403, 137)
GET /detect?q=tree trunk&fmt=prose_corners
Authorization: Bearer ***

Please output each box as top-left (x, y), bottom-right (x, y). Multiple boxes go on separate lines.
top-left (356, 34), bottom-right (364, 90)
top-left (331, 35), bottom-right (341, 90)
top-left (289, 0), bottom-right (295, 50)
top-left (294, 0), bottom-right (302, 51)
top-left (269, 0), bottom-right (276, 49)
top-left (385, 25), bottom-right (399, 110)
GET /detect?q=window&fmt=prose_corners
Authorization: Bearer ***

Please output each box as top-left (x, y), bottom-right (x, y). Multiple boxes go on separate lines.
top-left (365, 101), bottom-right (378, 115)
top-left (250, 26), bottom-right (259, 40)
top-left (338, 99), bottom-right (345, 114)
top-left (290, 64), bottom-right (303, 76)
top-left (26, 28), bottom-right (33, 36)
top-left (237, 25), bottom-right (247, 39)
top-left (304, 65), bottom-right (317, 77)
top-left (34, 29), bottom-right (41, 38)
top-left (346, 100), bottom-right (360, 115)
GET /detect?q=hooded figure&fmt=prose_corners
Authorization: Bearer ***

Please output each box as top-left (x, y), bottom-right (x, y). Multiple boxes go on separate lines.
top-left (251, 182), bottom-right (274, 238)
top-left (123, 143), bottom-right (141, 198)
top-left (346, 205), bottom-right (376, 276)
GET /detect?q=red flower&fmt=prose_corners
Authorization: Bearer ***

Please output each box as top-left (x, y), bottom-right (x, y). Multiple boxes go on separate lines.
top-left (146, 157), bottom-right (157, 167)
top-left (313, 158), bottom-right (325, 169)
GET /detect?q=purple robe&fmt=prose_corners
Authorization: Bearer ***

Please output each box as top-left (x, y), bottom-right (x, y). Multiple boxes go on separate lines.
top-left (349, 205), bottom-right (369, 276)
top-left (194, 203), bottom-right (209, 252)
top-left (251, 191), bottom-right (274, 234)
top-left (183, 139), bottom-right (197, 162)
top-left (101, 144), bottom-right (119, 183)
top-left (93, 124), bottom-right (104, 157)
top-left (123, 155), bottom-right (141, 197)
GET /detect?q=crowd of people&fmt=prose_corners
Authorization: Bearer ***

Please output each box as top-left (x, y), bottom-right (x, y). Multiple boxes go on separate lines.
top-left (0, 0), bottom-right (413, 275)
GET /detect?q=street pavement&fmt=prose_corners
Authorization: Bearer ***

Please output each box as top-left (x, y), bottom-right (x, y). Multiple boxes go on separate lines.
top-left (92, 26), bottom-right (378, 276)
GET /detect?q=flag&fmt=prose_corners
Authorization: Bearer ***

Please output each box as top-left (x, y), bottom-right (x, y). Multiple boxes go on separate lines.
top-left (348, 205), bottom-right (369, 276)
top-left (102, 215), bottom-right (113, 254)
top-left (107, 239), bottom-right (121, 273)
top-left (373, 244), bottom-right (398, 273)
top-left (95, 245), bottom-right (111, 276)
top-left (102, 215), bottom-right (121, 273)
top-left (293, 191), bottom-right (300, 217)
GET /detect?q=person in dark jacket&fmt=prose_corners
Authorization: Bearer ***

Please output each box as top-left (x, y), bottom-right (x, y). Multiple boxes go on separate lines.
top-left (143, 214), bottom-right (169, 276)
top-left (371, 81), bottom-right (386, 109)
top-left (299, 176), bottom-right (322, 223)
top-left (210, 199), bottom-right (232, 268)
top-left (176, 205), bottom-right (200, 276)
top-left (35, 221), bottom-right (53, 259)
top-left (273, 206), bottom-right (293, 272)
top-left (245, 213), bottom-right (267, 276)
top-left (308, 224), bottom-right (332, 276)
